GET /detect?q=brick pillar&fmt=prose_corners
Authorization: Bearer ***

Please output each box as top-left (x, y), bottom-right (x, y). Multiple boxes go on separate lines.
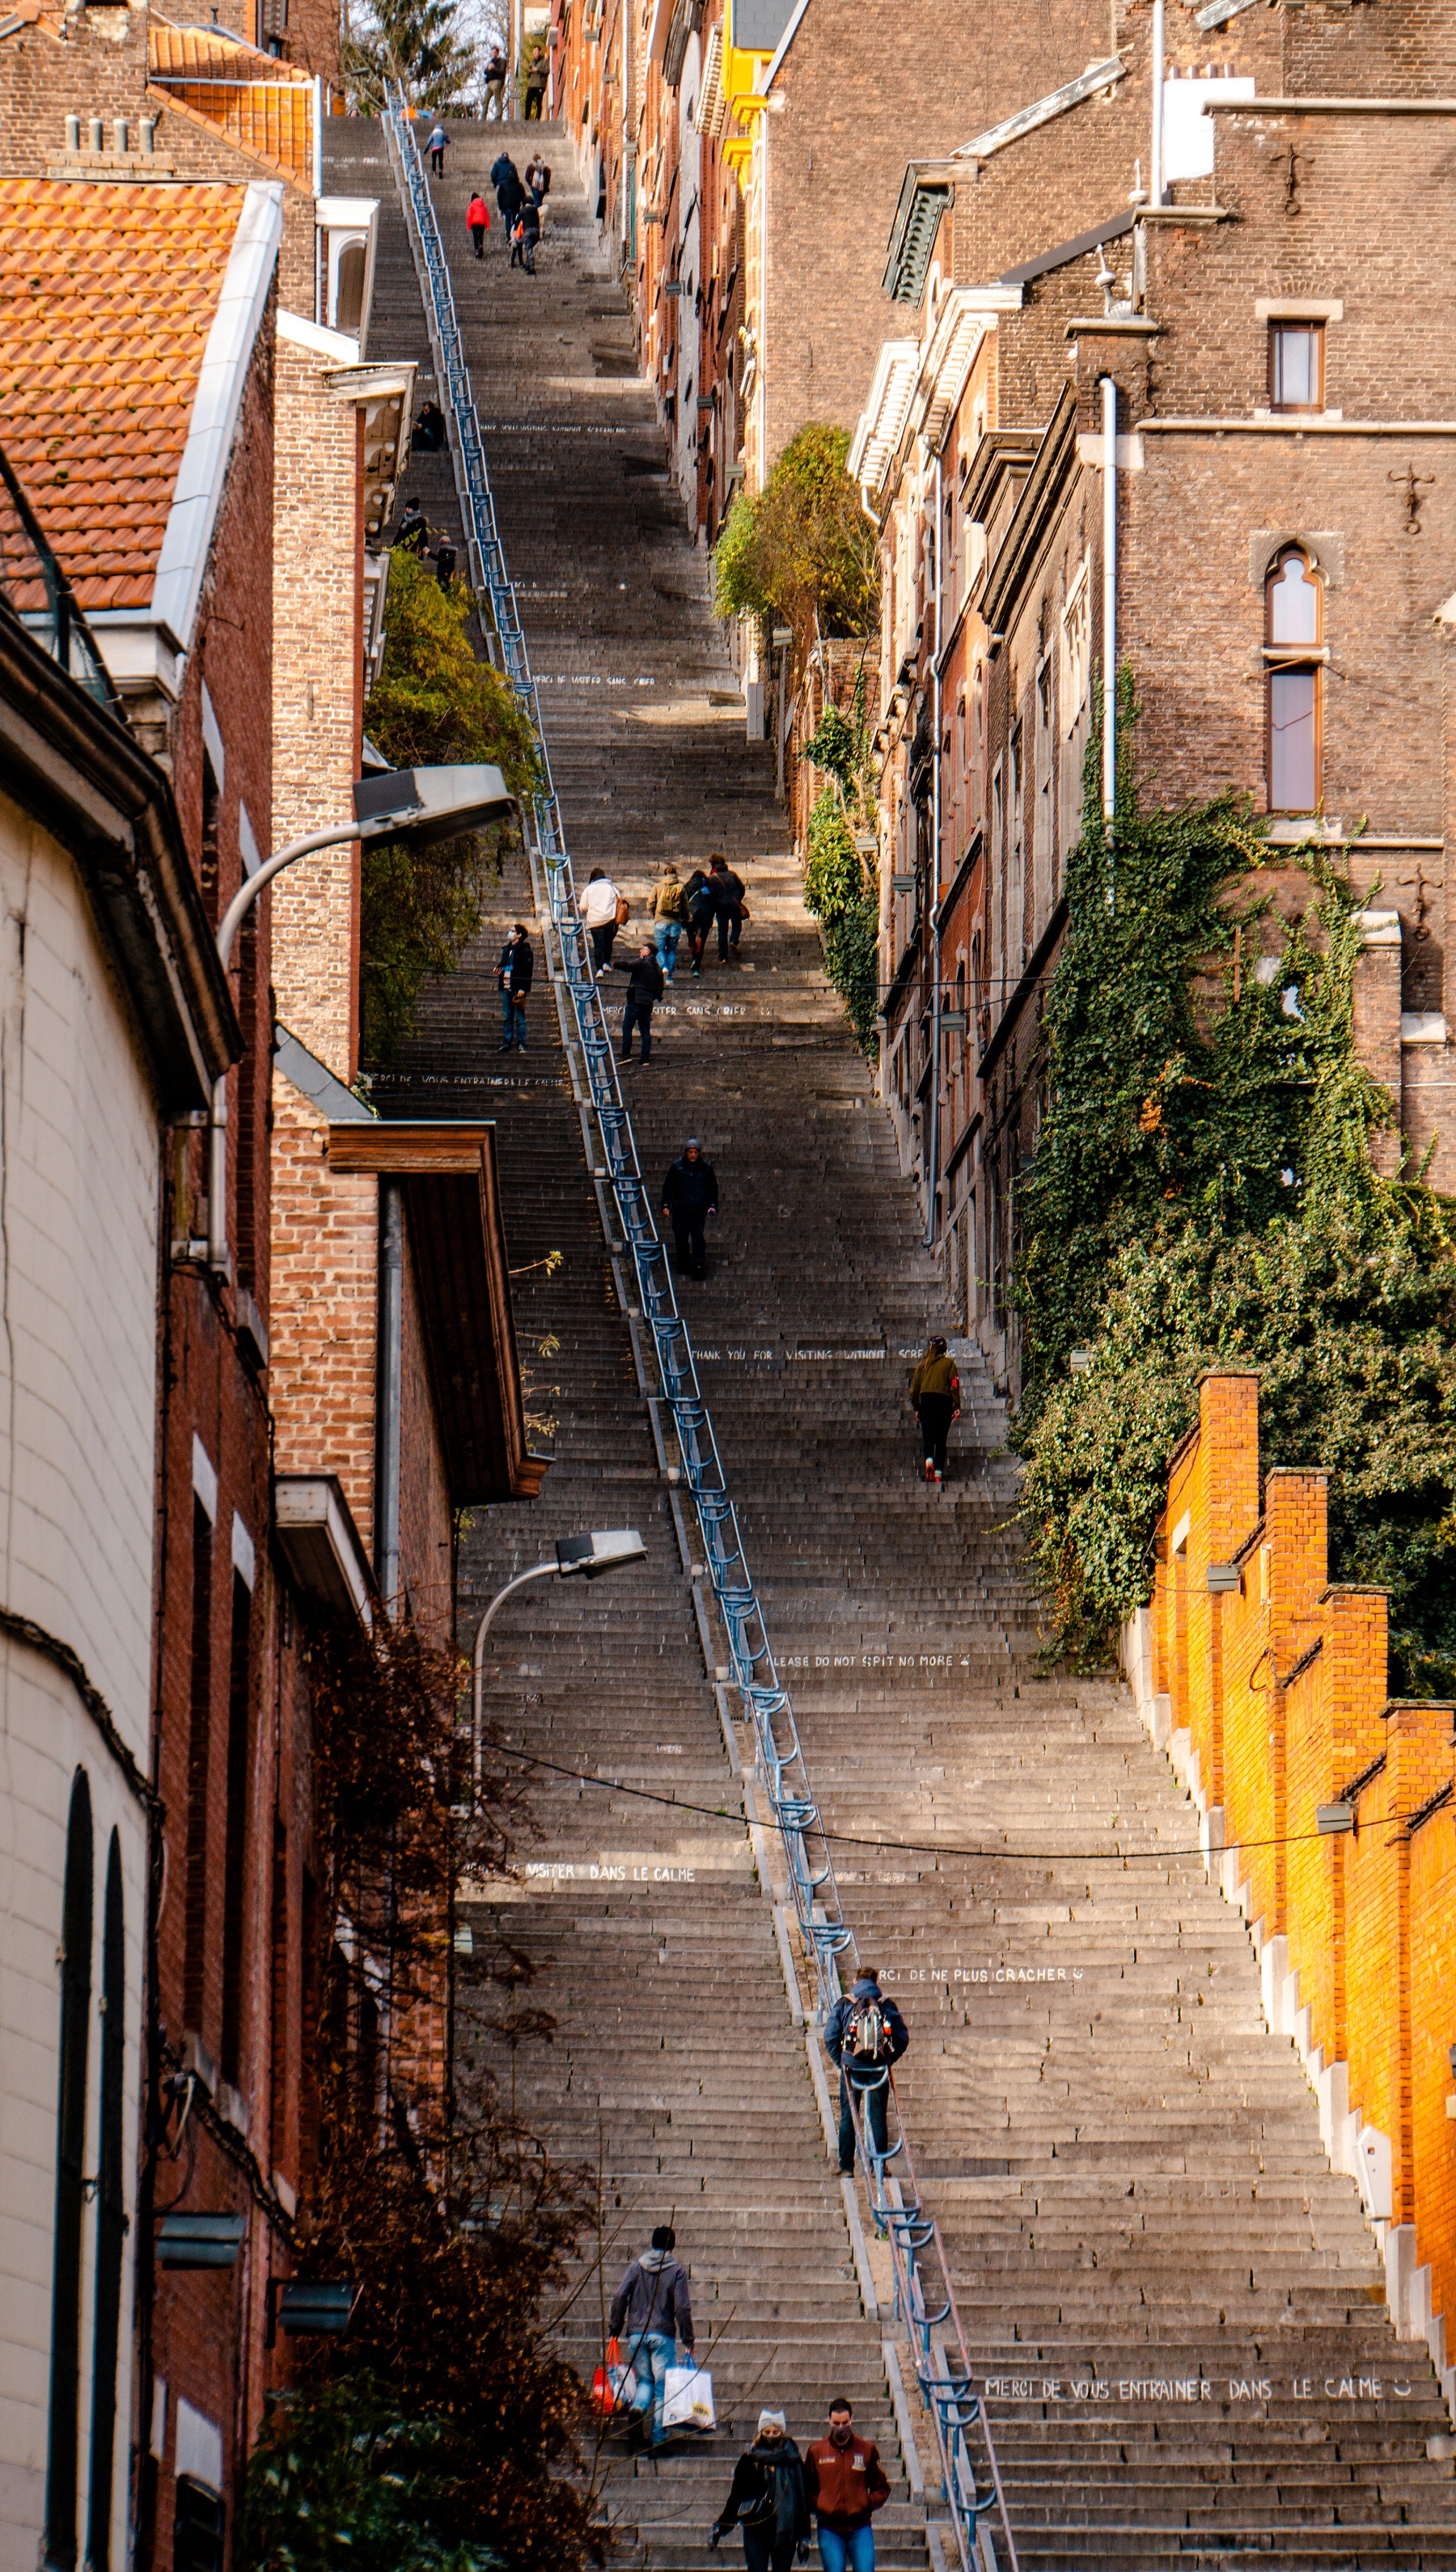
top-left (1195, 1373), bottom-right (1259, 1810)
top-left (1263, 1469), bottom-right (1329, 1938)
top-left (1386, 1701), bottom-right (1456, 2226)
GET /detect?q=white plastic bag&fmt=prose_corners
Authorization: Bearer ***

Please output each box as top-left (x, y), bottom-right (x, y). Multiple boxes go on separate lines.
top-left (661, 2362), bottom-right (715, 2430)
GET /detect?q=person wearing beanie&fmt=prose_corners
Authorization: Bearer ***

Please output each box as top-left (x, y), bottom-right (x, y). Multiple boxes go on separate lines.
top-left (662, 1138), bottom-right (719, 1280)
top-left (823, 1965), bottom-right (908, 2175)
top-left (710, 2407), bottom-right (810, 2571)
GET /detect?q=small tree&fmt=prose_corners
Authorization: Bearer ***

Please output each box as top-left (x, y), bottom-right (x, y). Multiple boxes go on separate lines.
top-left (343, 0), bottom-right (475, 114)
top-left (362, 551), bottom-right (540, 1062)
top-left (713, 425), bottom-right (878, 665)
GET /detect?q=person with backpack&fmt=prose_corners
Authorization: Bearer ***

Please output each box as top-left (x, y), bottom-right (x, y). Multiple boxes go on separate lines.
top-left (652, 861), bottom-right (686, 983)
top-left (823, 1966), bottom-right (908, 2176)
top-left (710, 2409), bottom-right (811, 2571)
top-left (708, 852), bottom-right (747, 961)
top-left (492, 151), bottom-right (525, 228)
top-left (510, 195), bottom-right (540, 274)
top-left (497, 922), bottom-right (533, 1052)
top-left (609, 2223), bottom-right (695, 2451)
top-left (908, 1337), bottom-right (960, 1484)
top-left (804, 2399), bottom-right (891, 2572)
top-left (426, 119), bottom-right (448, 178)
top-left (465, 192), bottom-right (490, 258)
top-left (682, 862), bottom-right (716, 975)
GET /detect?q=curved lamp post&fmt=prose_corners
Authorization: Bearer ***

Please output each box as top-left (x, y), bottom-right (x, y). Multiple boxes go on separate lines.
top-left (471, 1528), bottom-right (647, 1794)
top-left (207, 764), bottom-right (517, 1270)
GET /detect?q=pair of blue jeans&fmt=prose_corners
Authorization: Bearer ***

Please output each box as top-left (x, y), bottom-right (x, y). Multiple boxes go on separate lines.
top-left (654, 921), bottom-right (681, 981)
top-left (628, 2328), bottom-right (677, 2445)
top-left (818, 2527), bottom-right (874, 2572)
top-left (501, 993), bottom-right (527, 1049)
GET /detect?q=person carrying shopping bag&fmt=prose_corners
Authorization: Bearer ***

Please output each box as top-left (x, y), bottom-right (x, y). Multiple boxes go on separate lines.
top-left (608, 2223), bottom-right (695, 2450)
top-left (711, 2411), bottom-right (811, 2572)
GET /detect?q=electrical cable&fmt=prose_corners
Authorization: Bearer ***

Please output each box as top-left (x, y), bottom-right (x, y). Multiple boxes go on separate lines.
top-left (486, 1740), bottom-right (1411, 1869)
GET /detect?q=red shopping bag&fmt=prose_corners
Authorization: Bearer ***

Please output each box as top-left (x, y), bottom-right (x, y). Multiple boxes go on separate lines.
top-left (591, 2337), bottom-right (638, 2417)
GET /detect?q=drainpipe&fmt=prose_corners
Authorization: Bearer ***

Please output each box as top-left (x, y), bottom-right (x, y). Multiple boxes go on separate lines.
top-left (623, 0), bottom-right (636, 265)
top-left (1150, 0), bottom-right (1166, 206)
top-left (377, 1180), bottom-right (404, 1612)
top-left (925, 450), bottom-right (944, 1248)
top-left (1100, 374), bottom-right (1118, 888)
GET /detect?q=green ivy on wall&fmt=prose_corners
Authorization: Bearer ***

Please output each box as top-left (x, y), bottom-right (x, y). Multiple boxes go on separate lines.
top-left (1012, 679), bottom-right (1456, 1693)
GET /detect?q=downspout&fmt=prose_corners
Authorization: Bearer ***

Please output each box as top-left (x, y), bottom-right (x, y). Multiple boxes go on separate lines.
top-left (1149, 0), bottom-right (1166, 206)
top-left (925, 450), bottom-right (944, 1248)
top-left (623, 0), bottom-right (636, 266)
top-left (376, 1180), bottom-right (404, 1612)
top-left (1100, 372), bottom-right (1118, 900)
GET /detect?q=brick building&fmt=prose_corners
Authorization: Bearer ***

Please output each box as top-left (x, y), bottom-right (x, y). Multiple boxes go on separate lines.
top-left (852, 0), bottom-right (1456, 1384)
top-left (0, 471), bottom-right (236, 2572)
top-left (1124, 1372), bottom-right (1456, 2422)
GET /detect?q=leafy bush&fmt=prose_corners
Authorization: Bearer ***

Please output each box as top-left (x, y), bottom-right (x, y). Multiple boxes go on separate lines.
top-left (803, 787), bottom-right (878, 1055)
top-left (1012, 682), bottom-right (1456, 1690)
top-left (713, 425), bottom-right (878, 658)
top-left (362, 551), bottom-right (540, 1062)
top-left (239, 2378), bottom-right (499, 2572)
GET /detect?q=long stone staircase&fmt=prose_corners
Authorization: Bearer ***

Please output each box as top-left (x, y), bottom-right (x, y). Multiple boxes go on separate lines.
top-left (331, 110), bottom-right (1456, 2572)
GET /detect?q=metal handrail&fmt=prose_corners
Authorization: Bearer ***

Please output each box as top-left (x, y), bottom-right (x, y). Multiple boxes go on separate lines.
top-left (383, 99), bottom-right (1018, 2572)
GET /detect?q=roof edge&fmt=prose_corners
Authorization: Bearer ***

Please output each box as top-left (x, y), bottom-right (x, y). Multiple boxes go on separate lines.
top-left (150, 179), bottom-right (284, 652)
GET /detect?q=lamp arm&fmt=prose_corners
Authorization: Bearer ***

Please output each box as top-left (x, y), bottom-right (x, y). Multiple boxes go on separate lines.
top-left (472, 1562), bottom-right (559, 1795)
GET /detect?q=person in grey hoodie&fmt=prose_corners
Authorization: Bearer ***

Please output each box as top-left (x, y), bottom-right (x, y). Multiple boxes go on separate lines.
top-left (609, 2223), bottom-right (696, 2448)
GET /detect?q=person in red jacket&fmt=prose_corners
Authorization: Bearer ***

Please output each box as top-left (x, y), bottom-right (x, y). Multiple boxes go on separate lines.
top-left (804, 2399), bottom-right (890, 2572)
top-left (466, 193), bottom-right (490, 258)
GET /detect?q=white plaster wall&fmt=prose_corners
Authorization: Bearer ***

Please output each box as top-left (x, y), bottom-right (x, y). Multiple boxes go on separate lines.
top-left (0, 787), bottom-right (160, 2572)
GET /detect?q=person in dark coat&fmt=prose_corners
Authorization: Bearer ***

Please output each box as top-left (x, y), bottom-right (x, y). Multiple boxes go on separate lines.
top-left (609, 2223), bottom-right (695, 2451)
top-left (711, 2411), bottom-right (811, 2572)
top-left (498, 923), bottom-right (533, 1052)
top-left (483, 44), bottom-right (507, 117)
top-left (392, 497), bottom-right (430, 554)
top-left (823, 1967), bottom-right (908, 2176)
top-left (662, 1138), bottom-right (718, 1278)
top-left (411, 400), bottom-right (446, 451)
top-left (682, 863), bottom-right (715, 974)
top-left (708, 852), bottom-right (747, 960)
top-left (523, 48), bottom-right (548, 115)
top-left (614, 940), bottom-right (664, 1063)
top-left (493, 153), bottom-right (525, 226)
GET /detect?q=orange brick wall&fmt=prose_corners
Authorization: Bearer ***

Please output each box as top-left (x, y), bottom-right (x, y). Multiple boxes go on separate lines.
top-left (1145, 1373), bottom-right (1456, 2395)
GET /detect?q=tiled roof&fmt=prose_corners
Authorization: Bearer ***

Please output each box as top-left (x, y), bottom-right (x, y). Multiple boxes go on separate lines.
top-left (0, 180), bottom-right (244, 610)
top-left (150, 15), bottom-right (315, 185)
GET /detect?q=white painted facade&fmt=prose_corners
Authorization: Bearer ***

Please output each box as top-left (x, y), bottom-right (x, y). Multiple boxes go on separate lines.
top-left (0, 782), bottom-right (159, 2572)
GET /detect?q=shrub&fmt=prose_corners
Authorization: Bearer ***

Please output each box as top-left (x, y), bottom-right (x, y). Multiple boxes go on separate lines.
top-left (362, 551), bottom-right (540, 1062)
top-left (713, 424), bottom-right (878, 660)
top-left (1011, 679), bottom-right (1456, 1691)
top-left (803, 787), bottom-right (878, 1055)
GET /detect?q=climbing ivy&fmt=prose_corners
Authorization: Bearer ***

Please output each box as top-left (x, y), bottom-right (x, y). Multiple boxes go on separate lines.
top-left (1012, 680), bottom-right (1456, 1691)
top-left (802, 778), bottom-right (878, 1057)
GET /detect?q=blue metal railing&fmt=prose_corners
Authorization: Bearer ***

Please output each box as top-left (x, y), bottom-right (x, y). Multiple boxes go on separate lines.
top-left (383, 104), bottom-right (1018, 2572)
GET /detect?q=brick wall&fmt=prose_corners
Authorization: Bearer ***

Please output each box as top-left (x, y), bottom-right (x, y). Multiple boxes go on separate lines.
top-left (1127, 1373), bottom-right (1456, 2414)
top-left (272, 330), bottom-right (363, 1081)
top-left (269, 1086), bottom-right (379, 1548)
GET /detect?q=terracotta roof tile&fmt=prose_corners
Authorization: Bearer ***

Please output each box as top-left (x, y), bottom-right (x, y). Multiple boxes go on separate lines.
top-left (149, 13), bottom-right (315, 185)
top-left (0, 180), bottom-right (245, 611)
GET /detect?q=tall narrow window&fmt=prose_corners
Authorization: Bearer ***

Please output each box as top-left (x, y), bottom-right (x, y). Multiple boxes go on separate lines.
top-left (1268, 321), bottom-right (1323, 413)
top-left (1266, 548), bottom-right (1323, 814)
top-left (219, 1569), bottom-right (252, 2087)
top-left (87, 1833), bottom-right (125, 2572)
top-left (46, 1769), bottom-right (93, 2572)
top-left (199, 753), bottom-right (220, 927)
top-left (184, 1495), bottom-right (214, 2036)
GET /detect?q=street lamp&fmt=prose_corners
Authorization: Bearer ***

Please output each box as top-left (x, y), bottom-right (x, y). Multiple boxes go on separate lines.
top-left (471, 1528), bottom-right (646, 1792)
top-left (206, 765), bottom-right (516, 1269)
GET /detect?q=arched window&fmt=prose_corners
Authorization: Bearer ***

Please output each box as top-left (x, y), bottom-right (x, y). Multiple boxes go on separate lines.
top-left (87, 1833), bottom-right (125, 2572)
top-left (1266, 548), bottom-right (1322, 814)
top-left (46, 1769), bottom-right (92, 2572)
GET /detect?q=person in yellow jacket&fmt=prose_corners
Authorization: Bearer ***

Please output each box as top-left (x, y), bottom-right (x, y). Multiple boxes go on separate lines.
top-left (909, 1337), bottom-right (959, 1484)
top-left (652, 862), bottom-right (686, 984)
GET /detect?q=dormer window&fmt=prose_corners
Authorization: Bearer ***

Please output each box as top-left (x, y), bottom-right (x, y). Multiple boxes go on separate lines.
top-left (1269, 321), bottom-right (1323, 413)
